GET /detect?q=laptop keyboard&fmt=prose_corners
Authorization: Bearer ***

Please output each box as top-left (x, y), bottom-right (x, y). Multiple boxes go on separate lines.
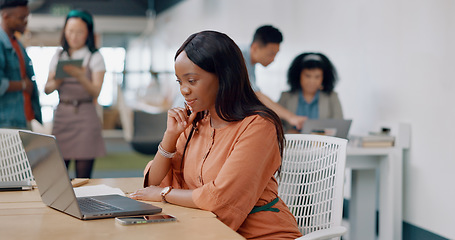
top-left (78, 197), bottom-right (122, 213)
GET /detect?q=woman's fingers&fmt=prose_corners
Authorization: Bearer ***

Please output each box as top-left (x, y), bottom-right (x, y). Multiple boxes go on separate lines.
top-left (168, 107), bottom-right (189, 127)
top-left (188, 110), bottom-right (197, 125)
top-left (128, 186), bottom-right (161, 202)
top-left (128, 189), bottom-right (141, 199)
top-left (63, 65), bottom-right (84, 78)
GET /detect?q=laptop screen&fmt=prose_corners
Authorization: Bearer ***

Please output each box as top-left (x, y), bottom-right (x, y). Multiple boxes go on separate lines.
top-left (19, 131), bottom-right (82, 218)
top-left (301, 119), bottom-right (352, 139)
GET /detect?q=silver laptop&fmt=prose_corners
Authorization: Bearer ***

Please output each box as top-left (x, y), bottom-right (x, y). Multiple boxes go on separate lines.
top-left (301, 119), bottom-right (352, 139)
top-left (18, 130), bottom-right (162, 220)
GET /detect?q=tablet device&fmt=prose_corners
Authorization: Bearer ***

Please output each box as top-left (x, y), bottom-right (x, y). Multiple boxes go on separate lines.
top-left (55, 59), bottom-right (83, 79)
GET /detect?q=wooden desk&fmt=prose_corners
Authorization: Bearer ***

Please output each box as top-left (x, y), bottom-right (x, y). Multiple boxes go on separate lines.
top-left (347, 146), bottom-right (403, 240)
top-left (0, 178), bottom-right (245, 240)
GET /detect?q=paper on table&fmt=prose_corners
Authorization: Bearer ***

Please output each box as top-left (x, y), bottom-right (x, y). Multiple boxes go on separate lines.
top-left (74, 184), bottom-right (125, 197)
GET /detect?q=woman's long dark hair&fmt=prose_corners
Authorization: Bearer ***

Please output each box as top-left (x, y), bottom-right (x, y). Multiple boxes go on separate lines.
top-left (175, 31), bottom-right (285, 183)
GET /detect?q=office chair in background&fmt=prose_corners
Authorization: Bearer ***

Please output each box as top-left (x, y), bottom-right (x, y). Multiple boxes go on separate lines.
top-left (0, 129), bottom-right (34, 182)
top-left (278, 134), bottom-right (348, 240)
top-left (117, 86), bottom-right (167, 155)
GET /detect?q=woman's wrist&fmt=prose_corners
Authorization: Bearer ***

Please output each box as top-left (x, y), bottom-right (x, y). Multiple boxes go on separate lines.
top-left (162, 131), bottom-right (179, 144)
top-left (158, 142), bottom-right (176, 158)
top-left (158, 131), bottom-right (179, 156)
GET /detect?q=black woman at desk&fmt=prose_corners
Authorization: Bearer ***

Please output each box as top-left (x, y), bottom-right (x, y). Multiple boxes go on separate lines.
top-left (130, 30), bottom-right (302, 239)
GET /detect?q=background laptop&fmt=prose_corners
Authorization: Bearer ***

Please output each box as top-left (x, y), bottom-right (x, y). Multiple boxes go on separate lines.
top-left (19, 130), bottom-right (162, 220)
top-left (301, 119), bottom-right (352, 139)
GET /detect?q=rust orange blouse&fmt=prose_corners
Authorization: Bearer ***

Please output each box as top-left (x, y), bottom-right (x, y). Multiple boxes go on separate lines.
top-left (144, 114), bottom-right (302, 239)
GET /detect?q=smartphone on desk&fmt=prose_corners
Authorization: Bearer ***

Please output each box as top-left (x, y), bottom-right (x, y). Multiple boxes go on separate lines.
top-left (115, 214), bottom-right (177, 225)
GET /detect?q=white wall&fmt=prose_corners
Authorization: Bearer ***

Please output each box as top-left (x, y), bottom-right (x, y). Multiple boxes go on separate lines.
top-left (137, 0), bottom-right (455, 238)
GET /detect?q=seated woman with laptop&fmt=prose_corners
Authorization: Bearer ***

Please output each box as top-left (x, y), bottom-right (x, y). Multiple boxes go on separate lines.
top-left (278, 52), bottom-right (344, 133)
top-left (129, 31), bottom-right (302, 239)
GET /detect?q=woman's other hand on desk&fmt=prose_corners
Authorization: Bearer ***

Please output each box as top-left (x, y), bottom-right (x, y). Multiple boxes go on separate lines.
top-left (129, 186), bottom-right (162, 202)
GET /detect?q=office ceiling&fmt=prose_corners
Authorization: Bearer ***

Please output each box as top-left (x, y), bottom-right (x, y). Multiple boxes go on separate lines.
top-left (25, 0), bottom-right (183, 47)
top-left (30, 0), bottom-right (183, 17)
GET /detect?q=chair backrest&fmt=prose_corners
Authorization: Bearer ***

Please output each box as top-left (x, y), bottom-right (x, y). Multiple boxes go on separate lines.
top-left (278, 134), bottom-right (347, 236)
top-left (0, 129), bottom-right (34, 182)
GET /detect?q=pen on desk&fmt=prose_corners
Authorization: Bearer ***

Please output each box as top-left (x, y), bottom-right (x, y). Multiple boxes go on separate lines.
top-left (71, 178), bottom-right (90, 187)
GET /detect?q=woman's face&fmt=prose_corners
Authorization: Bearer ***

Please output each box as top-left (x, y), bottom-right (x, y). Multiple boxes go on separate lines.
top-left (175, 51), bottom-right (219, 114)
top-left (300, 68), bottom-right (324, 95)
top-left (64, 18), bottom-right (88, 50)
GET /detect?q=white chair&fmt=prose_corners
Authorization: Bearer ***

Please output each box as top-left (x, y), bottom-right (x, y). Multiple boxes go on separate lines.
top-left (278, 134), bottom-right (348, 240)
top-left (0, 129), bottom-right (34, 182)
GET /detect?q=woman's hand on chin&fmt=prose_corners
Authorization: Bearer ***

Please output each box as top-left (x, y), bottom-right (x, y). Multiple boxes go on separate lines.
top-left (166, 107), bottom-right (197, 136)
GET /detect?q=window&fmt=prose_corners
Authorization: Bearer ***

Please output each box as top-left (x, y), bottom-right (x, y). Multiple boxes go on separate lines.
top-left (27, 46), bottom-right (126, 122)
